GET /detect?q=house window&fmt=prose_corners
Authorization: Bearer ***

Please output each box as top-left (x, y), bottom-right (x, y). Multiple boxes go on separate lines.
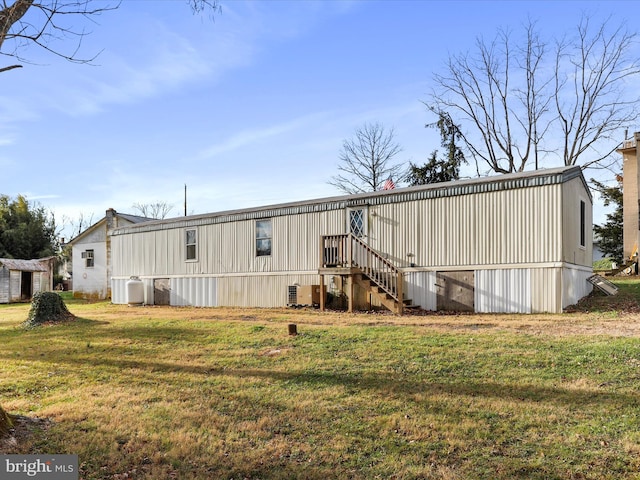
top-left (186, 229), bottom-right (197, 261)
top-left (81, 249), bottom-right (94, 268)
top-left (580, 200), bottom-right (586, 248)
top-left (349, 209), bottom-right (365, 237)
top-left (256, 219), bottom-right (272, 257)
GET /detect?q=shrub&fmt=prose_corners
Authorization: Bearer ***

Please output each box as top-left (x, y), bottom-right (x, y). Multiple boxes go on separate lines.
top-left (24, 292), bottom-right (74, 328)
top-left (593, 258), bottom-right (614, 270)
top-left (0, 405), bottom-right (12, 438)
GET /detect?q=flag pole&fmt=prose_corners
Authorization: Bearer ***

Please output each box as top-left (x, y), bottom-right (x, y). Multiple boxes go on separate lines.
top-left (184, 184), bottom-right (187, 216)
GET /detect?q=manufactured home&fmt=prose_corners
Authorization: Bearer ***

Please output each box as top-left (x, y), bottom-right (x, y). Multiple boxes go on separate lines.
top-left (0, 257), bottom-right (54, 303)
top-left (69, 208), bottom-right (153, 300)
top-left (110, 165), bottom-right (593, 313)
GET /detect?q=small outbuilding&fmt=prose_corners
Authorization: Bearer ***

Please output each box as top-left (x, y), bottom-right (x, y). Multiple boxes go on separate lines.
top-left (0, 257), bottom-right (54, 304)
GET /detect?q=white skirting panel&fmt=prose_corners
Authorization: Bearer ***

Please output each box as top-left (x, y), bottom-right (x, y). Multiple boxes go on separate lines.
top-left (404, 271), bottom-right (437, 311)
top-left (475, 269), bottom-right (532, 313)
top-left (562, 266), bottom-right (593, 309)
top-left (171, 277), bottom-right (217, 307)
top-left (111, 278), bottom-right (126, 304)
top-left (111, 277), bottom-right (218, 306)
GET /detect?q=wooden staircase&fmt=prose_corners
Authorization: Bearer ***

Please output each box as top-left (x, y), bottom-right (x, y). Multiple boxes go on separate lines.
top-left (318, 234), bottom-right (418, 314)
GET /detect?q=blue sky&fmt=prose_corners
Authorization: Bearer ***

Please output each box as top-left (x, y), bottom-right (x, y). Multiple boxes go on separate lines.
top-left (1, 0), bottom-right (634, 236)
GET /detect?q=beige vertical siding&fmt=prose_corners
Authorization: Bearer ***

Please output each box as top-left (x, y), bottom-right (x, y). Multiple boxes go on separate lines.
top-left (217, 274), bottom-right (319, 307)
top-left (622, 148), bottom-right (639, 259)
top-left (369, 184), bottom-right (563, 268)
top-left (562, 177), bottom-right (593, 267)
top-left (112, 211), bottom-right (346, 278)
top-left (112, 184), bottom-right (565, 279)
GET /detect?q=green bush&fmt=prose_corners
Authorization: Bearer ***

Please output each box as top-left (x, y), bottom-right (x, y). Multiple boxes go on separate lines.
top-left (593, 258), bottom-right (614, 270)
top-left (24, 291), bottom-right (74, 328)
top-left (0, 405), bottom-right (12, 437)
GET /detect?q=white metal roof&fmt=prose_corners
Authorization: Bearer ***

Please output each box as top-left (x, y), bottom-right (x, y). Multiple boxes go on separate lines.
top-left (111, 165), bottom-right (588, 236)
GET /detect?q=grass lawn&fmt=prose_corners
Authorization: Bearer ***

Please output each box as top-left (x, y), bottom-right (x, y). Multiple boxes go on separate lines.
top-left (1, 287), bottom-right (640, 479)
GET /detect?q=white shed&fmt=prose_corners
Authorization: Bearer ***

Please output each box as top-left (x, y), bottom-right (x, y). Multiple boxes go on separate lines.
top-left (109, 166), bottom-right (593, 313)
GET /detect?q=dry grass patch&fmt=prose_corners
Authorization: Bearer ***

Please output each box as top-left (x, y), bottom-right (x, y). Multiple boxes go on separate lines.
top-left (1, 292), bottom-right (640, 479)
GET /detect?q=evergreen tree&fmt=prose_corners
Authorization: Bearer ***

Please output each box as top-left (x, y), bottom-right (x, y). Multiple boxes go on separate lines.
top-left (592, 176), bottom-right (623, 264)
top-left (0, 194), bottom-right (57, 259)
top-left (407, 111), bottom-right (467, 186)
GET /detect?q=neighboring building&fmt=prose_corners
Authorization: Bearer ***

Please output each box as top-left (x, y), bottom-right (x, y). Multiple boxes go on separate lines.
top-left (0, 257), bottom-right (54, 304)
top-left (109, 165), bottom-right (593, 314)
top-left (618, 133), bottom-right (640, 262)
top-left (68, 209), bottom-right (153, 300)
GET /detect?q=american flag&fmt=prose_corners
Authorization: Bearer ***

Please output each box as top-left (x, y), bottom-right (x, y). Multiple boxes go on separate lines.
top-left (382, 176), bottom-right (395, 190)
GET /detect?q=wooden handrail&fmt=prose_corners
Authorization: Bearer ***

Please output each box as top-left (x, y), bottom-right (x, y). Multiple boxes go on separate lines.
top-left (320, 233), bottom-right (402, 302)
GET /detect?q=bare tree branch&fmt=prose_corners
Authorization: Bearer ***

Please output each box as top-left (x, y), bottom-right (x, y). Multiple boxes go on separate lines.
top-left (555, 15), bottom-right (640, 167)
top-left (430, 15), bottom-right (640, 174)
top-left (0, 0), bottom-right (220, 71)
top-left (328, 122), bottom-right (404, 194)
top-left (132, 201), bottom-right (174, 220)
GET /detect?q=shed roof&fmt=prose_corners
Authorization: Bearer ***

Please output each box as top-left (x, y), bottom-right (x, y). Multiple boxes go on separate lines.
top-left (0, 258), bottom-right (49, 272)
top-left (111, 165), bottom-right (589, 236)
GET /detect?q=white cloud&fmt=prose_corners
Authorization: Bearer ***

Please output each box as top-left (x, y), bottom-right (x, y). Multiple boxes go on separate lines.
top-left (196, 111), bottom-right (330, 160)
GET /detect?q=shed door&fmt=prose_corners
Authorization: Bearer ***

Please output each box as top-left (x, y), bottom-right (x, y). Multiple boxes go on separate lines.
top-left (154, 279), bottom-right (171, 305)
top-left (10, 270), bottom-right (20, 302)
top-left (21, 271), bottom-right (32, 301)
top-left (436, 271), bottom-right (475, 312)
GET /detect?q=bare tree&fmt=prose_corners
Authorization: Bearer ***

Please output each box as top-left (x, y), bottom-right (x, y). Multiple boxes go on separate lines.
top-left (0, 0), bottom-right (219, 72)
top-left (60, 211), bottom-right (95, 240)
top-left (329, 122), bottom-right (404, 194)
top-left (555, 16), bottom-right (640, 168)
top-left (132, 201), bottom-right (174, 220)
top-left (430, 16), bottom-right (640, 174)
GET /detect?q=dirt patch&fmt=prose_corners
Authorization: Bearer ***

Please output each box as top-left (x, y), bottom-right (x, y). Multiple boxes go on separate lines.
top-left (0, 415), bottom-right (51, 453)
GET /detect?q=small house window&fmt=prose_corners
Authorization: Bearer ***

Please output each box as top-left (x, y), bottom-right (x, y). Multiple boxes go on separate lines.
top-left (579, 200), bottom-right (586, 248)
top-left (349, 209), bottom-right (365, 237)
top-left (81, 249), bottom-right (94, 268)
top-left (186, 229), bottom-right (197, 261)
top-left (256, 219), bottom-right (272, 257)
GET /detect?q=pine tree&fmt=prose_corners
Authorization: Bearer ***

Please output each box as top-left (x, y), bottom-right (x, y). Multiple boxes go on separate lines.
top-left (406, 111), bottom-right (467, 186)
top-left (592, 176), bottom-right (623, 264)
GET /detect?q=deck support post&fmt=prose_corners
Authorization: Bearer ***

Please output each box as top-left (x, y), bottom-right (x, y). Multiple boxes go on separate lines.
top-left (347, 274), bottom-right (354, 313)
top-left (397, 271), bottom-right (404, 315)
top-left (319, 274), bottom-right (325, 311)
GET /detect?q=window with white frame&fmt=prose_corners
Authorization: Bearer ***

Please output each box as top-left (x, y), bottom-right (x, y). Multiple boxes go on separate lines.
top-left (81, 249), bottom-right (94, 268)
top-left (185, 229), bottom-right (197, 261)
top-left (256, 219), bottom-right (272, 257)
top-left (349, 208), bottom-right (366, 237)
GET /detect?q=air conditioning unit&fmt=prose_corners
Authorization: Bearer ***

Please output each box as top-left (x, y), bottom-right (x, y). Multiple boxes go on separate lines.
top-left (287, 285), bottom-right (321, 306)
